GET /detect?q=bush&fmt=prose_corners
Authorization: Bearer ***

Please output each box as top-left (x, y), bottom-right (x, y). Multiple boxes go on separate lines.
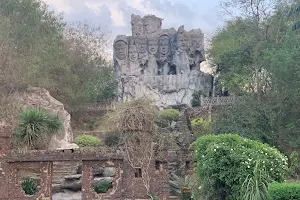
top-left (269, 183), bottom-right (300, 200)
top-left (195, 134), bottom-right (288, 200)
top-left (14, 108), bottom-right (62, 151)
top-left (94, 180), bottom-right (113, 193)
top-left (191, 117), bottom-right (211, 136)
top-left (104, 133), bottom-right (120, 147)
top-left (75, 135), bottom-right (101, 147)
top-left (191, 90), bottom-right (203, 107)
top-left (288, 151), bottom-right (299, 178)
top-left (22, 177), bottom-right (38, 195)
top-left (155, 109), bottom-right (180, 127)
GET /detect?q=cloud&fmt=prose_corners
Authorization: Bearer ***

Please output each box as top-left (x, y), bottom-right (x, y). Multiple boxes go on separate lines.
top-left (43, 0), bottom-right (73, 13)
top-left (42, 0), bottom-right (223, 48)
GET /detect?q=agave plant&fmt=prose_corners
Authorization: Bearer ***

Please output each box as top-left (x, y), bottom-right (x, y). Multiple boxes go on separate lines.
top-left (169, 172), bottom-right (198, 200)
top-left (14, 108), bottom-right (62, 152)
top-left (22, 177), bottom-right (38, 195)
top-left (241, 160), bottom-right (270, 200)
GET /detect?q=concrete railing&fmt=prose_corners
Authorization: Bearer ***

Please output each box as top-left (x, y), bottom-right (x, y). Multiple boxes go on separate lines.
top-left (200, 95), bottom-right (245, 106)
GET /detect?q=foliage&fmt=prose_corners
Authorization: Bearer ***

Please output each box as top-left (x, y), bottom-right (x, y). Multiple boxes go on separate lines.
top-left (155, 109), bottom-right (180, 127)
top-left (169, 173), bottom-right (198, 200)
top-left (191, 90), bottom-right (204, 107)
top-left (14, 108), bottom-right (62, 152)
top-left (94, 180), bottom-right (113, 193)
top-left (105, 98), bottom-right (157, 133)
top-left (269, 182), bottom-right (300, 200)
top-left (210, 0), bottom-right (300, 152)
top-left (22, 177), bottom-right (38, 195)
top-left (63, 22), bottom-right (116, 108)
top-left (0, 0), bottom-right (115, 114)
top-left (195, 134), bottom-right (288, 200)
top-left (191, 117), bottom-right (211, 136)
top-left (287, 151), bottom-right (299, 178)
top-left (74, 135), bottom-right (101, 147)
top-left (240, 161), bottom-right (270, 200)
top-left (104, 133), bottom-right (120, 147)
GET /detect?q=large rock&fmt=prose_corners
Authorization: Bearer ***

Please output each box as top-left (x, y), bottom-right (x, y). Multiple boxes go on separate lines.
top-left (61, 175), bottom-right (82, 192)
top-left (103, 167), bottom-right (116, 177)
top-left (93, 177), bottom-right (113, 187)
top-left (92, 166), bottom-right (104, 176)
top-left (20, 87), bottom-right (78, 150)
top-left (114, 14), bottom-right (212, 108)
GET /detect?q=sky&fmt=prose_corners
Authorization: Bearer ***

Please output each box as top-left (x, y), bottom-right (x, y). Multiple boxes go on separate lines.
top-left (43, 0), bottom-right (225, 41)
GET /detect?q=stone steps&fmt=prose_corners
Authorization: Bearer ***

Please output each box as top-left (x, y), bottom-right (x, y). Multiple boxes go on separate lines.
top-left (52, 161), bottom-right (79, 185)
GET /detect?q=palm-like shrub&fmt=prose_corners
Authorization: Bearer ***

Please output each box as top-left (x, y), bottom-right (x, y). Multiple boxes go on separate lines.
top-left (22, 177), bottom-right (38, 195)
top-left (241, 161), bottom-right (270, 200)
top-left (169, 173), bottom-right (197, 200)
top-left (14, 108), bottom-right (62, 152)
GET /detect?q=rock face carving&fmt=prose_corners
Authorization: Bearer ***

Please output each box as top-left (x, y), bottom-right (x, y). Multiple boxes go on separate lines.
top-left (113, 14), bottom-right (212, 107)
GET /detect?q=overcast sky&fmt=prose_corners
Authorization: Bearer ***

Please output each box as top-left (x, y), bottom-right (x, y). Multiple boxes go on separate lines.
top-left (43, 0), bottom-right (225, 41)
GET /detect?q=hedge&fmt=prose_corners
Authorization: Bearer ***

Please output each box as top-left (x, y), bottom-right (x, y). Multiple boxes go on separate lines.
top-left (269, 182), bottom-right (300, 200)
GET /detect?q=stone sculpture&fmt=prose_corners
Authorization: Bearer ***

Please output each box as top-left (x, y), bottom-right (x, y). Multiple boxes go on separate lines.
top-left (143, 15), bottom-right (162, 35)
top-left (131, 14), bottom-right (144, 36)
top-left (113, 14), bottom-right (212, 107)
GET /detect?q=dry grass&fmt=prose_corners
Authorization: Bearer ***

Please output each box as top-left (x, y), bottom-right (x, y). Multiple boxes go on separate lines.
top-left (104, 98), bottom-right (158, 133)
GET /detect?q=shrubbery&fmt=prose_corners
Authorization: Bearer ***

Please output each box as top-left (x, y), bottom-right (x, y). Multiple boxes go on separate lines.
top-left (191, 117), bottom-right (211, 136)
top-left (104, 133), bottom-right (120, 147)
top-left (94, 180), bottom-right (113, 193)
top-left (155, 109), bottom-right (180, 127)
top-left (195, 134), bottom-right (288, 200)
top-left (75, 135), bottom-right (101, 147)
top-left (269, 183), bottom-right (300, 200)
top-left (191, 90), bottom-right (203, 107)
top-left (22, 177), bottom-right (38, 195)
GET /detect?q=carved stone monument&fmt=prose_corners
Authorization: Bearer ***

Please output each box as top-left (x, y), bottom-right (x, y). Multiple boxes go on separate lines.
top-left (114, 14), bottom-right (212, 107)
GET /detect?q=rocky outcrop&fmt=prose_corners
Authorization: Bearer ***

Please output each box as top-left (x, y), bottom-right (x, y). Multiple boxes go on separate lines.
top-left (20, 87), bottom-right (78, 150)
top-left (114, 14), bottom-right (213, 108)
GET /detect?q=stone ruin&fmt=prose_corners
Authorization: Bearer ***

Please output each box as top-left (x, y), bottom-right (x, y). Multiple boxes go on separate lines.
top-left (114, 14), bottom-right (213, 107)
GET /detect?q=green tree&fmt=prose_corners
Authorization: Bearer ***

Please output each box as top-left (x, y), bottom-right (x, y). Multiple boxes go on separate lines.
top-left (211, 0), bottom-right (300, 151)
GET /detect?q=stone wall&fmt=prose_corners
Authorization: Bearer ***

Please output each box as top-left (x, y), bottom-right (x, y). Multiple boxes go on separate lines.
top-left (0, 149), bottom-right (175, 200)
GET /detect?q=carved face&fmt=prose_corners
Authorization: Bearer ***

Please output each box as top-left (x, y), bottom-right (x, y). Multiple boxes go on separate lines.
top-left (159, 35), bottom-right (170, 55)
top-left (135, 38), bottom-right (147, 53)
top-left (191, 37), bottom-right (202, 49)
top-left (114, 40), bottom-right (127, 60)
top-left (143, 19), bottom-right (152, 35)
top-left (128, 45), bottom-right (138, 62)
top-left (177, 34), bottom-right (189, 51)
top-left (133, 20), bottom-right (144, 36)
top-left (148, 39), bottom-right (158, 55)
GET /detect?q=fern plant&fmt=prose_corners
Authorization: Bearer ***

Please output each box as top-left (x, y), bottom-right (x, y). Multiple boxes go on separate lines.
top-left (241, 160), bottom-right (270, 200)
